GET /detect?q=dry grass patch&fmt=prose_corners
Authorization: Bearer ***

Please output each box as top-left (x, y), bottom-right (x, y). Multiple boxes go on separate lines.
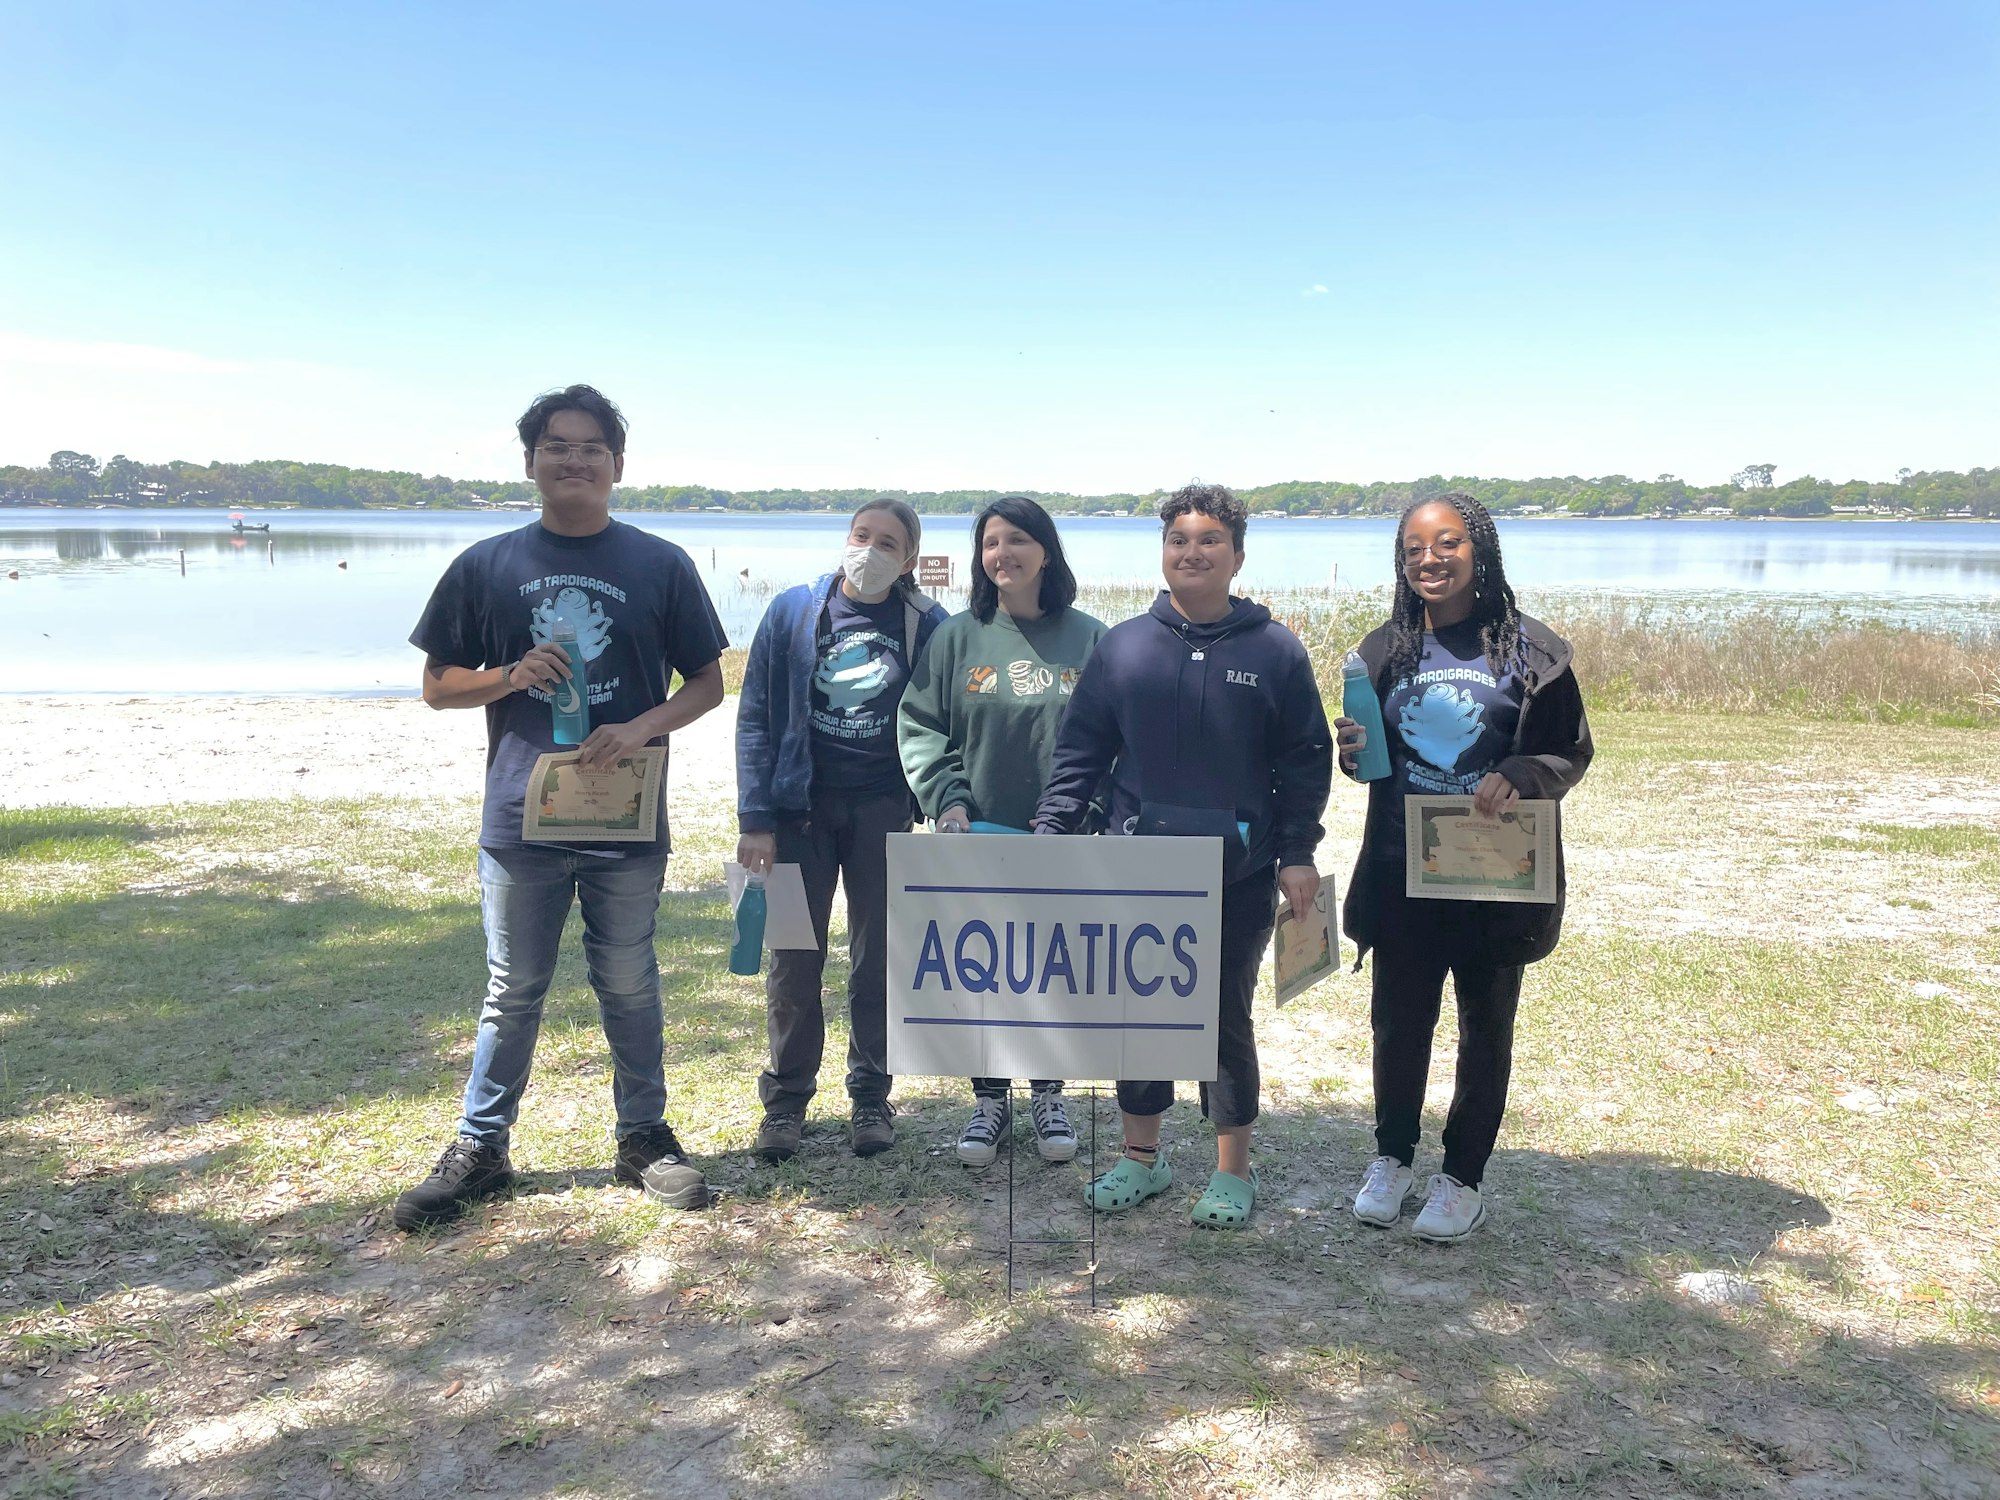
top-left (2, 715), bottom-right (1997, 1498)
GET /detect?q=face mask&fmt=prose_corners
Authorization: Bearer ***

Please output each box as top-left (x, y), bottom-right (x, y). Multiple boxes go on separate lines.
top-left (843, 541), bottom-right (905, 597)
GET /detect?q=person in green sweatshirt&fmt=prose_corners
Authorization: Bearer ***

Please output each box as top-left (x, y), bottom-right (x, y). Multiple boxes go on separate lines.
top-left (897, 495), bottom-right (1108, 1168)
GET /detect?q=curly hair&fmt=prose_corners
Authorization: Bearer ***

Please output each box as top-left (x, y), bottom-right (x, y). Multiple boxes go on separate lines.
top-left (516, 384), bottom-right (628, 456)
top-left (1383, 490), bottom-right (1522, 683)
top-left (1158, 482), bottom-right (1248, 550)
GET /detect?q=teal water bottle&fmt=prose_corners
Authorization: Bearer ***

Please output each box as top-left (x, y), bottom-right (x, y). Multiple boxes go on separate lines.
top-left (730, 873), bottom-right (767, 976)
top-left (1340, 655), bottom-right (1392, 782)
top-left (549, 620), bottom-right (590, 745)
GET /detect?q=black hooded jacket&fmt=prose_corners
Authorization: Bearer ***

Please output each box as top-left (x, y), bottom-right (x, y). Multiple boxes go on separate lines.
top-left (1340, 613), bottom-right (1593, 967)
top-left (1033, 593), bottom-right (1333, 884)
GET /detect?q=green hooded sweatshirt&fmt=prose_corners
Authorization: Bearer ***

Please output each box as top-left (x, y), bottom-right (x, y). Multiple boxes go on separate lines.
top-left (897, 605), bottom-right (1108, 830)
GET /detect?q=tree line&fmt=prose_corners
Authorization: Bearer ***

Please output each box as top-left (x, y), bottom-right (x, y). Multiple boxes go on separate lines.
top-left (3, 450), bottom-right (1994, 518)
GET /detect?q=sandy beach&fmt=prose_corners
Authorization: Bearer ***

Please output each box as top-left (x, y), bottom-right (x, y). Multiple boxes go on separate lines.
top-left (4, 695), bottom-right (741, 811)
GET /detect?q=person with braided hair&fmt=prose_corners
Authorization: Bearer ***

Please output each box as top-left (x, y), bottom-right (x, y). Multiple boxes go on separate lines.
top-left (1335, 492), bottom-right (1593, 1241)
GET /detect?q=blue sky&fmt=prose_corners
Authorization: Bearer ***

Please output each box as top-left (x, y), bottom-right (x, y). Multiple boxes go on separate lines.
top-left (2, 1), bottom-right (1993, 491)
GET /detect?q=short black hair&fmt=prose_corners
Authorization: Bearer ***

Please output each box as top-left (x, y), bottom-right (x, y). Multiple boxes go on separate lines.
top-left (1159, 482), bottom-right (1247, 550)
top-left (516, 384), bottom-right (628, 455)
top-left (969, 495), bottom-right (1078, 623)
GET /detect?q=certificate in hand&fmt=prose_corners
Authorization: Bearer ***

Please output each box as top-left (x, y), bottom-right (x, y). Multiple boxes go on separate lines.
top-left (1271, 871), bottom-right (1339, 1007)
top-left (1404, 796), bottom-right (1557, 904)
top-left (521, 748), bottom-right (666, 843)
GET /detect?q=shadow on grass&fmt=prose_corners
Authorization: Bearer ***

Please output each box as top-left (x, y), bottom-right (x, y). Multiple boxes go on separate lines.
top-left (0, 807), bottom-right (160, 860)
top-left (6, 1088), bottom-right (1999, 1497)
top-left (0, 867), bottom-right (754, 1129)
top-left (5, 854), bottom-right (1997, 1496)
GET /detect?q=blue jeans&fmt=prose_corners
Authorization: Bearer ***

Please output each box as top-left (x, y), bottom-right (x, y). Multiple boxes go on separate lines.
top-left (458, 844), bottom-right (670, 1149)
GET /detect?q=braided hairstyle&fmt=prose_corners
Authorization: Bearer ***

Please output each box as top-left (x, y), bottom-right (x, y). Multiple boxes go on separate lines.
top-left (1383, 490), bottom-right (1522, 684)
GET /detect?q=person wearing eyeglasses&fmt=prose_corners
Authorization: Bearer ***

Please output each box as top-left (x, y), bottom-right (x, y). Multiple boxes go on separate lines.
top-left (1336, 491), bottom-right (1592, 1242)
top-left (396, 385), bottom-right (729, 1231)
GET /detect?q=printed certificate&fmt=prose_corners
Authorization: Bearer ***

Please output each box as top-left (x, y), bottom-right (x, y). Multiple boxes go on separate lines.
top-left (521, 749), bottom-right (665, 843)
top-left (1272, 871), bottom-right (1339, 1007)
top-left (1405, 797), bottom-right (1557, 904)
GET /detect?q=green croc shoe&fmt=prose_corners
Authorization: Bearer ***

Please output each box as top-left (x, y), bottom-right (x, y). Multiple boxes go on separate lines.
top-left (1084, 1154), bottom-right (1173, 1213)
top-left (1190, 1167), bottom-right (1258, 1229)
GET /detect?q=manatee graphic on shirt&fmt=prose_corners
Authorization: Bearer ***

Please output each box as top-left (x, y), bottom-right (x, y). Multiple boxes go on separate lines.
top-left (522, 583), bottom-right (621, 708)
top-left (811, 625), bottom-right (901, 741)
top-left (530, 586), bottom-right (614, 662)
top-left (818, 635), bottom-right (894, 711)
top-left (1385, 650), bottom-right (1518, 796)
top-left (1398, 683), bottom-right (1486, 770)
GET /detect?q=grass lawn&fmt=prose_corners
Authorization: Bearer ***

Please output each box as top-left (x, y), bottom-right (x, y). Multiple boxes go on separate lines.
top-left (2, 711), bottom-right (1997, 1498)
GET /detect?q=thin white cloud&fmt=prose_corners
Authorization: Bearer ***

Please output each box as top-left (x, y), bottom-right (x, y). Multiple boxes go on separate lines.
top-left (1302, 284), bottom-right (1328, 297)
top-left (0, 330), bottom-right (249, 374)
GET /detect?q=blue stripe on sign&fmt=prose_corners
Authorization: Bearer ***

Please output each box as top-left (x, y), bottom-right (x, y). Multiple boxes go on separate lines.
top-left (902, 1018), bottom-right (1206, 1032)
top-left (901, 885), bottom-right (1211, 898)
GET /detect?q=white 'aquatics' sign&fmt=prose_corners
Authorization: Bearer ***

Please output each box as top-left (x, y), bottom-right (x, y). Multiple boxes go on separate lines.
top-left (885, 833), bottom-right (1223, 1082)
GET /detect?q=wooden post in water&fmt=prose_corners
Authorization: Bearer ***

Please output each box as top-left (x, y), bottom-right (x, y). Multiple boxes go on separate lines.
top-left (178, 549), bottom-right (186, 576)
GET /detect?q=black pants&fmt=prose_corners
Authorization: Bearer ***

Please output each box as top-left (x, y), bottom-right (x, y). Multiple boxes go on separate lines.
top-left (1116, 870), bottom-right (1276, 1130)
top-left (971, 1077), bottom-right (1061, 1100)
top-left (758, 789), bottom-right (911, 1112)
top-left (1368, 875), bottom-right (1524, 1189)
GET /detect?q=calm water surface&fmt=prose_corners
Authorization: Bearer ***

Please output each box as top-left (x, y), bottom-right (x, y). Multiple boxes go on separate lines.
top-left (3, 509), bottom-right (1996, 694)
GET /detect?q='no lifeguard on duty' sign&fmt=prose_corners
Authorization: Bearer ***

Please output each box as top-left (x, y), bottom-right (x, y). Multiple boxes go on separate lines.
top-left (885, 833), bottom-right (1223, 1083)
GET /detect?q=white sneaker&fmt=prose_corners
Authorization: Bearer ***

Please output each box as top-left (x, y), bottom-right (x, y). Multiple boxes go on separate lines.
top-left (1030, 1089), bottom-right (1078, 1162)
top-left (1351, 1155), bottom-right (1416, 1226)
top-left (1412, 1173), bottom-right (1487, 1242)
top-left (956, 1097), bottom-right (1010, 1167)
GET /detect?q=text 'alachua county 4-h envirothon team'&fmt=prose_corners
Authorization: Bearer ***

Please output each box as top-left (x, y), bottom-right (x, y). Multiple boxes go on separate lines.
top-left (393, 384), bottom-right (1593, 1248)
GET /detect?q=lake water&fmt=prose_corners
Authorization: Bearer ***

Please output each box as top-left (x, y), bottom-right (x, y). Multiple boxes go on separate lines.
top-left (3, 508), bottom-right (1997, 694)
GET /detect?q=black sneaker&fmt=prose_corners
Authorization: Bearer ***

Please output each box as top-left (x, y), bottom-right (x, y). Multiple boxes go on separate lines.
top-left (849, 1098), bottom-right (896, 1158)
top-left (614, 1124), bottom-right (711, 1210)
top-left (393, 1138), bottom-right (514, 1231)
top-left (754, 1111), bottom-right (806, 1163)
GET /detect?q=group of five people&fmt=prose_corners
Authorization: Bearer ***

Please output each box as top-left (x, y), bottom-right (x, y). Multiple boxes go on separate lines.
top-left (394, 385), bottom-right (1593, 1245)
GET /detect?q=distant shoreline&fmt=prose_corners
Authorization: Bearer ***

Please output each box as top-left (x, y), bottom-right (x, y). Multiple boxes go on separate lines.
top-left (2, 503), bottom-right (1991, 524)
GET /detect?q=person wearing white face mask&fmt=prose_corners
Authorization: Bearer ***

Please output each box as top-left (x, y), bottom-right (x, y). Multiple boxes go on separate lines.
top-left (736, 499), bottom-right (948, 1161)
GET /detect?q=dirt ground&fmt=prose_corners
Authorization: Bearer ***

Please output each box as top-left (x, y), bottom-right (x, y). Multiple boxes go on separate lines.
top-left (3, 701), bottom-right (1997, 1499)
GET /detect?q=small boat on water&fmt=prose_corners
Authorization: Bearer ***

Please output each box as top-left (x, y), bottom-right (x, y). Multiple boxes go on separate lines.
top-left (230, 521), bottom-right (271, 532)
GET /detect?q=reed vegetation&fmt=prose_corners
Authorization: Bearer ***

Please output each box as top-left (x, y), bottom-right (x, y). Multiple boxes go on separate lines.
top-left (1068, 584), bottom-right (1999, 727)
top-left (716, 584), bottom-right (1996, 724)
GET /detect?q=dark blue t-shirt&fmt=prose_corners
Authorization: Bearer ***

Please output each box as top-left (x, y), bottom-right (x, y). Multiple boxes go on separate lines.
top-left (1378, 619), bottom-right (1524, 859)
top-left (809, 587), bottom-right (911, 795)
top-left (409, 519), bottom-right (727, 856)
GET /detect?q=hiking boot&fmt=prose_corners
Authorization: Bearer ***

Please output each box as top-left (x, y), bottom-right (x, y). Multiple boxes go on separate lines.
top-left (849, 1098), bottom-right (896, 1157)
top-left (1030, 1088), bottom-right (1078, 1163)
top-left (1412, 1172), bottom-right (1487, 1242)
top-left (614, 1124), bottom-right (710, 1210)
top-left (956, 1097), bottom-right (1010, 1167)
top-left (1352, 1155), bottom-right (1416, 1227)
top-left (753, 1111), bottom-right (806, 1163)
top-left (393, 1137), bottom-right (514, 1231)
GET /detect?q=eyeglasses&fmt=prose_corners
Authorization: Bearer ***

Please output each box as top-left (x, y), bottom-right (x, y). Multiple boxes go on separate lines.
top-left (537, 442), bottom-right (615, 465)
top-left (1402, 535), bottom-right (1468, 564)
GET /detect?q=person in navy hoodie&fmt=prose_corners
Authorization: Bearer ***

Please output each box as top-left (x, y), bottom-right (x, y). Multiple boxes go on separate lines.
top-left (1033, 484), bottom-right (1332, 1229)
top-left (736, 499), bottom-right (948, 1162)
